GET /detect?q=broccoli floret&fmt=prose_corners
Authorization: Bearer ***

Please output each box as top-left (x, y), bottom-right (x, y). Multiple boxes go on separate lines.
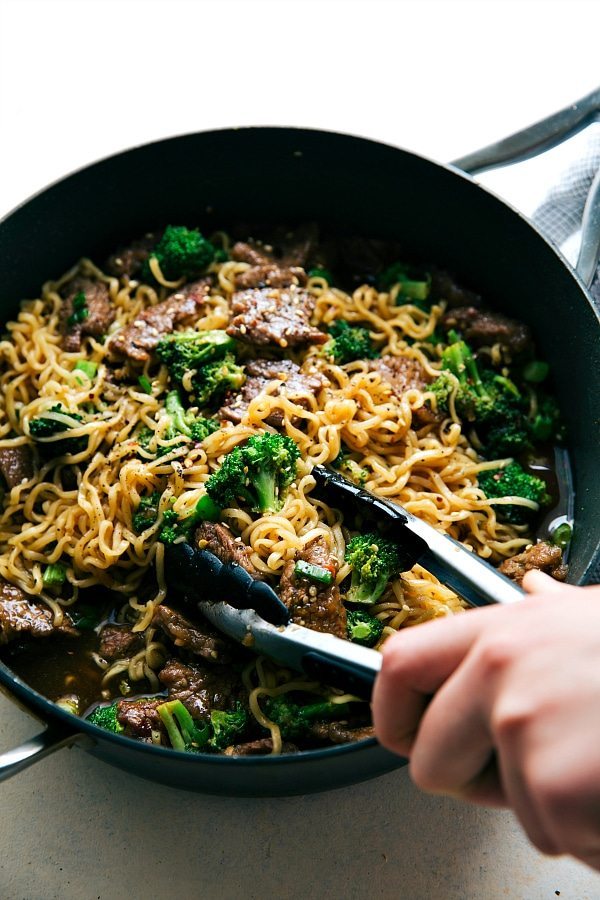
top-left (344, 533), bottom-right (403, 605)
top-left (429, 333), bottom-right (530, 457)
top-left (138, 393), bottom-right (220, 458)
top-left (206, 432), bottom-right (300, 514)
top-left (323, 320), bottom-right (378, 365)
top-left (157, 496), bottom-right (222, 544)
top-left (156, 329), bottom-right (236, 384)
top-left (189, 418), bottom-right (220, 443)
top-left (209, 702), bottom-right (248, 750)
top-left (377, 262), bottom-right (431, 306)
top-left (263, 695), bottom-right (351, 740)
top-left (28, 404), bottom-right (87, 456)
top-left (478, 462), bottom-right (551, 525)
top-left (528, 392), bottom-right (564, 443)
top-left (142, 225), bottom-right (216, 283)
top-left (133, 491), bottom-right (162, 533)
top-left (346, 610), bottom-right (384, 647)
top-left (157, 699), bottom-right (210, 752)
top-left (192, 353), bottom-right (246, 407)
top-left (86, 701), bottom-right (124, 735)
top-left (332, 447), bottom-right (368, 485)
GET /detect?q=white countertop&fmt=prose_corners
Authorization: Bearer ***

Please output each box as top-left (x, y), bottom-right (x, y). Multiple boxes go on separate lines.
top-left (1, 1), bottom-right (600, 897)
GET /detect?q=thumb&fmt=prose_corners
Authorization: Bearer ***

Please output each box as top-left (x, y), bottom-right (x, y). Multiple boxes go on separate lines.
top-left (522, 569), bottom-right (568, 595)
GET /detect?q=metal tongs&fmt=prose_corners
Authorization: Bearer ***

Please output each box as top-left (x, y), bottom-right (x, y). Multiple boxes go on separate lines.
top-left (165, 466), bottom-right (525, 701)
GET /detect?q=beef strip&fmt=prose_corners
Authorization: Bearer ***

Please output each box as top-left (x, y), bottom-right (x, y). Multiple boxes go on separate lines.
top-left (108, 277), bottom-right (212, 362)
top-left (441, 306), bottom-right (531, 355)
top-left (153, 604), bottom-right (234, 664)
top-left (104, 232), bottom-right (159, 279)
top-left (116, 697), bottom-right (165, 742)
top-left (0, 581), bottom-right (76, 645)
top-left (0, 445), bottom-right (34, 488)
top-left (159, 658), bottom-right (242, 719)
top-left (367, 355), bottom-right (438, 425)
top-left (278, 537), bottom-right (347, 639)
top-left (499, 541), bottom-right (568, 586)
top-left (227, 285), bottom-right (327, 349)
top-left (330, 237), bottom-right (404, 287)
top-left (195, 522), bottom-right (263, 579)
top-left (429, 270), bottom-right (481, 308)
top-left (218, 358), bottom-right (328, 427)
top-left (223, 738), bottom-right (298, 756)
top-left (60, 277), bottom-right (116, 352)
top-left (231, 223), bottom-right (318, 269)
top-left (98, 624), bottom-right (144, 662)
top-left (308, 722), bottom-right (375, 744)
top-left (234, 264), bottom-right (308, 290)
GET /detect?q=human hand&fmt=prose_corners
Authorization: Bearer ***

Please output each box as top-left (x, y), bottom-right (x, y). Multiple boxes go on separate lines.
top-left (372, 572), bottom-right (600, 869)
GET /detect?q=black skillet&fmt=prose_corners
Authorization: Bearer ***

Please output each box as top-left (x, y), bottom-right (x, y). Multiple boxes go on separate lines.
top-left (0, 90), bottom-right (599, 796)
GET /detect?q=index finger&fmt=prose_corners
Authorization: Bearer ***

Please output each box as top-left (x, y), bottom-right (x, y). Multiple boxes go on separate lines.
top-left (372, 604), bottom-right (502, 757)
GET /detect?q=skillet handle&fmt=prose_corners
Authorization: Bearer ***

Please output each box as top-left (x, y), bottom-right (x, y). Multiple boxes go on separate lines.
top-left (452, 87), bottom-right (600, 176)
top-left (0, 722), bottom-right (84, 782)
top-left (452, 86), bottom-right (600, 287)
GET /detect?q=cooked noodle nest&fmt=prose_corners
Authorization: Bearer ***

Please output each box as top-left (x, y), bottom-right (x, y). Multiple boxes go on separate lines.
top-left (0, 255), bottom-right (533, 725)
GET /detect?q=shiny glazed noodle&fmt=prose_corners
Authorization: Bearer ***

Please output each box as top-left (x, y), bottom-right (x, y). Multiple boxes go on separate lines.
top-left (0, 251), bottom-right (533, 752)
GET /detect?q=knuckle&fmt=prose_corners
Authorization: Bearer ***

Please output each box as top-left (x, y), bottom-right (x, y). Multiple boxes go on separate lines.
top-left (475, 634), bottom-right (516, 679)
top-left (491, 701), bottom-right (536, 743)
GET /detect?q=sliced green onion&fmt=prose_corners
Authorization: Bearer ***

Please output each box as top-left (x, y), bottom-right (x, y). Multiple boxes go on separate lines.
top-left (349, 622), bottom-right (372, 641)
top-left (308, 267), bottom-right (334, 284)
top-left (67, 291), bottom-right (89, 326)
top-left (43, 563), bottom-right (66, 588)
top-left (294, 560), bottom-right (334, 585)
top-left (194, 494), bottom-right (222, 523)
top-left (74, 360), bottom-right (98, 381)
top-left (70, 602), bottom-right (102, 630)
top-left (398, 279), bottom-right (430, 301)
top-left (551, 522), bottom-right (572, 550)
top-left (138, 375), bottom-right (153, 393)
top-left (523, 360), bottom-right (550, 383)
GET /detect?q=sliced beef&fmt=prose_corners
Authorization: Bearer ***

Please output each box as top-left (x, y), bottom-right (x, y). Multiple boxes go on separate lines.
top-left (367, 355), bottom-right (438, 425)
top-left (429, 270), bottom-right (481, 308)
top-left (116, 697), bottom-right (165, 742)
top-left (234, 264), bottom-right (307, 290)
top-left (231, 223), bottom-right (317, 269)
top-left (159, 658), bottom-right (242, 719)
top-left (60, 277), bottom-right (116, 352)
top-left (0, 581), bottom-right (76, 645)
top-left (368, 355), bottom-right (431, 395)
top-left (441, 306), bottom-right (531, 355)
top-left (331, 237), bottom-right (404, 287)
top-left (195, 522), bottom-right (263, 579)
top-left (308, 722), bottom-right (375, 744)
top-left (499, 541), bottom-right (568, 586)
top-left (0, 445), bottom-right (34, 488)
top-left (108, 278), bottom-right (212, 362)
top-left (223, 738), bottom-right (298, 756)
top-left (153, 604), bottom-right (234, 664)
top-left (98, 624), bottom-right (144, 662)
top-left (227, 285), bottom-right (327, 349)
top-left (278, 537), bottom-right (346, 639)
top-left (218, 358), bottom-right (328, 426)
top-left (104, 232), bottom-right (159, 279)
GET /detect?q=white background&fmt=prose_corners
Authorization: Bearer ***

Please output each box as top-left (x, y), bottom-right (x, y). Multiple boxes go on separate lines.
top-left (1, 1), bottom-right (600, 898)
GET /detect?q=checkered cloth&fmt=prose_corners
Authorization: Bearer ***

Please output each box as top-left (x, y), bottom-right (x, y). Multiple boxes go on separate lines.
top-left (531, 126), bottom-right (600, 583)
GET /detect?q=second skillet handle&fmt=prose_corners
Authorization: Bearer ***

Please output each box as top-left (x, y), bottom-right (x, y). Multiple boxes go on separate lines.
top-left (452, 86), bottom-right (600, 287)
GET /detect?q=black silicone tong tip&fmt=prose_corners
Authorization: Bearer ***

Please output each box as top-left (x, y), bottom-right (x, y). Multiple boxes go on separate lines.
top-left (311, 465), bottom-right (427, 570)
top-left (164, 541), bottom-right (290, 626)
